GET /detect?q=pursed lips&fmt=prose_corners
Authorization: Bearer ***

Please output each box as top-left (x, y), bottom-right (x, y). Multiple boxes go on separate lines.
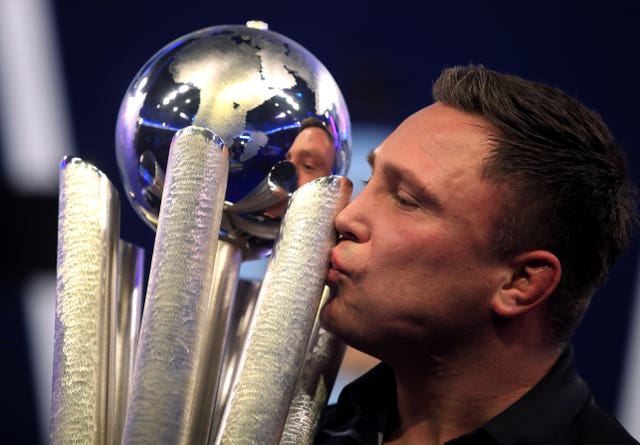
top-left (327, 247), bottom-right (349, 282)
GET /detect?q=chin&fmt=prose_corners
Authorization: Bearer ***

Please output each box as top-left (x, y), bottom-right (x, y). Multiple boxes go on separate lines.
top-left (319, 298), bottom-right (350, 337)
top-left (319, 304), bottom-right (361, 348)
top-left (318, 299), bottom-right (337, 330)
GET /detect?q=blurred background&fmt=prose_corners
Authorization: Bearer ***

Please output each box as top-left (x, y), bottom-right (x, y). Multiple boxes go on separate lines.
top-left (0, 0), bottom-right (638, 443)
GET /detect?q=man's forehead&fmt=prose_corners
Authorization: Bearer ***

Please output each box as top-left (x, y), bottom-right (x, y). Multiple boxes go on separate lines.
top-left (388, 107), bottom-right (494, 160)
top-left (366, 125), bottom-right (494, 188)
top-left (292, 147), bottom-right (325, 159)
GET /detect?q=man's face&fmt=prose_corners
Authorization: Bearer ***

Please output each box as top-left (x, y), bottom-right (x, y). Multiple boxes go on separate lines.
top-left (263, 126), bottom-right (335, 219)
top-left (321, 102), bottom-right (510, 363)
top-left (286, 126), bottom-right (335, 188)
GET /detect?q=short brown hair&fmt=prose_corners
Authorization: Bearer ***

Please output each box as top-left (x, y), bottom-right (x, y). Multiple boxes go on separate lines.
top-left (433, 64), bottom-right (638, 341)
top-left (299, 117), bottom-right (334, 143)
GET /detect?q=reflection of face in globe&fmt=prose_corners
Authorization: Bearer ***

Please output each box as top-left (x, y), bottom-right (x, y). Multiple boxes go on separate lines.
top-left (264, 118), bottom-right (336, 219)
top-left (290, 125), bottom-right (335, 188)
top-left (115, 22), bottom-right (351, 258)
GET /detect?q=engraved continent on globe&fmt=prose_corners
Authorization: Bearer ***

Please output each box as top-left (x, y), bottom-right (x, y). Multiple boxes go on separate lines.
top-left (115, 22), bottom-right (351, 258)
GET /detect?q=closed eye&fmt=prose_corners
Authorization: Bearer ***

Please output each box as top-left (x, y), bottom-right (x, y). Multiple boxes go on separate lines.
top-left (302, 163), bottom-right (317, 171)
top-left (393, 190), bottom-right (419, 208)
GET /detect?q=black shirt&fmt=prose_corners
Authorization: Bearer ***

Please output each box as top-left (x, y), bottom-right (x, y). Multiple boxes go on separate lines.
top-left (314, 347), bottom-right (638, 444)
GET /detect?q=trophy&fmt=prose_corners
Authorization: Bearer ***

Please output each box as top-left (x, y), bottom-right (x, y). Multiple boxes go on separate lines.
top-left (51, 21), bottom-right (352, 444)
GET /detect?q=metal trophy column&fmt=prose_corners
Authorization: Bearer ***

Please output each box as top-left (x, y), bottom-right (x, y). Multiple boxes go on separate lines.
top-left (121, 126), bottom-right (229, 444)
top-left (52, 158), bottom-right (121, 445)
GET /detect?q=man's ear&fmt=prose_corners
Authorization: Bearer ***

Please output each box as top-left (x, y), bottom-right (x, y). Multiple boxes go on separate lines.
top-left (491, 250), bottom-right (561, 318)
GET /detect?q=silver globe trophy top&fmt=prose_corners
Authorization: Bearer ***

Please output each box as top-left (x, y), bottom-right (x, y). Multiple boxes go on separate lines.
top-left (115, 20), bottom-right (351, 259)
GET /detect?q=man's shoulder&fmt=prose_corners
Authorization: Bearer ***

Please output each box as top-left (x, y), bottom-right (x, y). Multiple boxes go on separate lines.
top-left (562, 398), bottom-right (638, 445)
top-left (314, 363), bottom-right (396, 445)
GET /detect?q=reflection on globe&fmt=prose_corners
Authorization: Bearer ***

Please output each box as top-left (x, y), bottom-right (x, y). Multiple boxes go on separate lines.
top-left (115, 21), bottom-right (351, 258)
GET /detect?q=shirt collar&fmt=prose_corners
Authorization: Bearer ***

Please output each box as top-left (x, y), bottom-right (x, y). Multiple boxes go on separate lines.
top-left (480, 346), bottom-right (591, 444)
top-left (325, 346), bottom-right (590, 445)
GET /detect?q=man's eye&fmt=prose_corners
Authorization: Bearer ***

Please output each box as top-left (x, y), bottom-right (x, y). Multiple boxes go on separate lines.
top-left (393, 192), bottom-right (418, 208)
top-left (361, 177), bottom-right (371, 186)
top-left (303, 164), bottom-right (316, 171)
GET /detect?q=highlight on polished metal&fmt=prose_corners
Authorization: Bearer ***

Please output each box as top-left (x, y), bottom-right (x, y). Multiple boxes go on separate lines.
top-left (51, 19), bottom-right (352, 445)
top-left (112, 241), bottom-right (145, 444)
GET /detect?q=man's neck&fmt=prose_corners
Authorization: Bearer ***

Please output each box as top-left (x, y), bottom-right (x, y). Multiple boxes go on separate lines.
top-left (384, 345), bottom-right (562, 445)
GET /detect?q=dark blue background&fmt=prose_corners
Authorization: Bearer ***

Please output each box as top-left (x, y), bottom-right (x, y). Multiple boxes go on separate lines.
top-left (2, 1), bottom-right (638, 443)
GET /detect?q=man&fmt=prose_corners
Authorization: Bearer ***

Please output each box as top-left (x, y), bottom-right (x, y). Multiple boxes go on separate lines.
top-left (263, 117), bottom-right (335, 219)
top-left (287, 117), bottom-right (336, 189)
top-left (315, 65), bottom-right (639, 444)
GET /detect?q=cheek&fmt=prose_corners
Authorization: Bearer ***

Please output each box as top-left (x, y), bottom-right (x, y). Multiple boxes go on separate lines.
top-left (297, 172), bottom-right (317, 188)
top-left (376, 229), bottom-right (450, 267)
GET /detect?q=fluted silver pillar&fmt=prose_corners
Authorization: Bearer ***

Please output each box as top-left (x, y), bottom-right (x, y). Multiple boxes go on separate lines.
top-left (122, 126), bottom-right (229, 444)
top-left (215, 175), bottom-right (352, 444)
top-left (279, 286), bottom-right (346, 445)
top-left (51, 157), bottom-right (120, 445)
top-left (111, 241), bottom-right (145, 445)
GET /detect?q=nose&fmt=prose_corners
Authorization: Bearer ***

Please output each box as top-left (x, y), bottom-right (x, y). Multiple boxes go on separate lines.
top-left (334, 187), bottom-right (371, 243)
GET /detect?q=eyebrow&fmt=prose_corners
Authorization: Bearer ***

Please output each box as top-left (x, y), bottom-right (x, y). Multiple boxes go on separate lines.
top-left (288, 148), bottom-right (323, 161)
top-left (368, 149), bottom-right (443, 211)
top-left (367, 149), bottom-right (376, 168)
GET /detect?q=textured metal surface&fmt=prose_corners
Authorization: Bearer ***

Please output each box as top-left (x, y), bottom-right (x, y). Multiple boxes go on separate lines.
top-left (112, 241), bottom-right (145, 445)
top-left (51, 157), bottom-right (120, 445)
top-left (215, 175), bottom-right (352, 444)
top-left (279, 288), bottom-right (346, 445)
top-left (122, 126), bottom-right (228, 444)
